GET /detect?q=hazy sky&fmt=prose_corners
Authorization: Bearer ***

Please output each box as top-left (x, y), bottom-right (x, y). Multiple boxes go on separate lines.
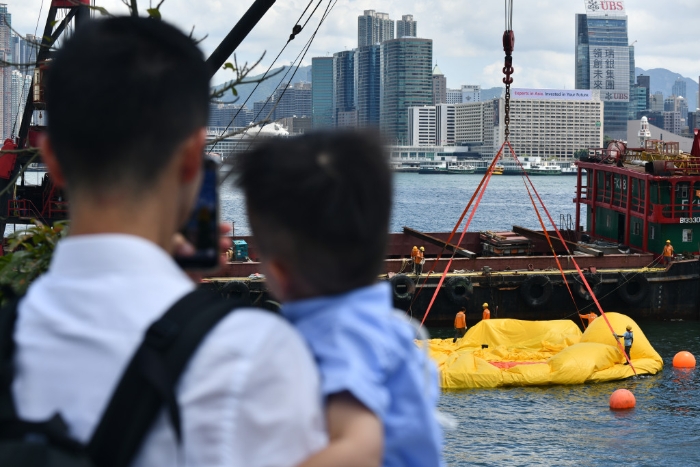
top-left (9, 0), bottom-right (699, 90)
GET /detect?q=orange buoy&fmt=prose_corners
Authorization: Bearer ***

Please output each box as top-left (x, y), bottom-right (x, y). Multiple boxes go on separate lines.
top-left (609, 389), bottom-right (636, 410)
top-left (672, 351), bottom-right (696, 368)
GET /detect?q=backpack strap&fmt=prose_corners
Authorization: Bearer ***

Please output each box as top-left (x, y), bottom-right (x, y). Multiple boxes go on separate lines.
top-left (88, 288), bottom-right (248, 467)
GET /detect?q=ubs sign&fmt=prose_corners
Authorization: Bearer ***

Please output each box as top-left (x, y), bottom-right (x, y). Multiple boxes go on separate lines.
top-left (585, 0), bottom-right (626, 15)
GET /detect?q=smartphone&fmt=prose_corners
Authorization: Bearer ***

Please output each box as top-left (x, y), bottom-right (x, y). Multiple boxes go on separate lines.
top-left (175, 155), bottom-right (220, 271)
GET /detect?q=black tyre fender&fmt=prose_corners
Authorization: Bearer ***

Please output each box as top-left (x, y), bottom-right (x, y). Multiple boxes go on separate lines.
top-left (446, 276), bottom-right (474, 303)
top-left (519, 275), bottom-right (553, 308)
top-left (572, 273), bottom-right (601, 301)
top-left (220, 280), bottom-right (251, 304)
top-left (389, 274), bottom-right (416, 301)
top-left (616, 273), bottom-right (649, 304)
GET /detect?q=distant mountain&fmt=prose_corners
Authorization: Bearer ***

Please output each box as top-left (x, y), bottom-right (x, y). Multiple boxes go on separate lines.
top-left (212, 65), bottom-right (312, 107)
top-left (481, 87), bottom-right (504, 101)
top-left (635, 67), bottom-right (699, 109)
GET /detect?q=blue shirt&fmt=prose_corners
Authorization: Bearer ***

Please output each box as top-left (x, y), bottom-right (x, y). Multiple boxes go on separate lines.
top-left (283, 282), bottom-right (444, 467)
top-left (623, 331), bottom-right (633, 346)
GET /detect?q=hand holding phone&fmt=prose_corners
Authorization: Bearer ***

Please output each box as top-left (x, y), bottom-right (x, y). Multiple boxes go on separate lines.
top-left (175, 155), bottom-right (220, 271)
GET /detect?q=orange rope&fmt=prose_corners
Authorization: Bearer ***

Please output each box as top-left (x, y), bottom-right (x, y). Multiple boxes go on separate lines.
top-left (419, 144), bottom-right (504, 326)
top-left (408, 146), bottom-right (505, 312)
top-left (505, 142), bottom-right (637, 375)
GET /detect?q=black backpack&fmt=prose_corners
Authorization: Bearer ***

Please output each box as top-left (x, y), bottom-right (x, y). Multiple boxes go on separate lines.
top-left (0, 288), bottom-right (249, 467)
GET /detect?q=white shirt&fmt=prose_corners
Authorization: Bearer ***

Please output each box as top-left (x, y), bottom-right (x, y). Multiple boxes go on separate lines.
top-left (13, 234), bottom-right (327, 466)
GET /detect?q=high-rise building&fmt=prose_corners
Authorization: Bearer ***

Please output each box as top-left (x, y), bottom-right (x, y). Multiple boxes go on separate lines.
top-left (355, 44), bottom-right (380, 127)
top-left (333, 50), bottom-right (356, 128)
top-left (672, 77), bottom-right (686, 99)
top-left (208, 103), bottom-right (254, 128)
top-left (651, 91), bottom-right (664, 112)
top-left (0, 5), bottom-right (13, 139)
top-left (407, 106), bottom-right (436, 146)
top-left (663, 111), bottom-right (681, 135)
top-left (311, 56), bottom-right (333, 128)
top-left (575, 4), bottom-right (630, 140)
top-left (455, 100), bottom-right (497, 156)
top-left (380, 38), bottom-right (432, 144)
top-left (630, 85), bottom-right (646, 119)
top-left (10, 70), bottom-right (30, 134)
top-left (431, 64), bottom-right (446, 105)
top-left (461, 85), bottom-right (481, 103)
top-left (446, 89), bottom-right (462, 105)
top-left (273, 82), bottom-right (312, 120)
top-left (11, 33), bottom-right (37, 74)
top-left (396, 14), bottom-right (417, 38)
top-left (637, 74), bottom-right (650, 110)
top-left (436, 104), bottom-right (455, 146)
top-left (358, 10), bottom-right (394, 47)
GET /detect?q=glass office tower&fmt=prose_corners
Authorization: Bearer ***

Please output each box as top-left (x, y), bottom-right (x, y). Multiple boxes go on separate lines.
top-left (311, 57), bottom-right (334, 129)
top-left (380, 38), bottom-right (432, 144)
top-left (575, 4), bottom-right (631, 140)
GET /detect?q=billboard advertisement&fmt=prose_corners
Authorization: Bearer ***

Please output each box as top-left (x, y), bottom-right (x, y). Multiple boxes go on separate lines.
top-left (511, 89), bottom-right (594, 101)
top-left (588, 45), bottom-right (630, 102)
top-left (585, 0), bottom-right (626, 15)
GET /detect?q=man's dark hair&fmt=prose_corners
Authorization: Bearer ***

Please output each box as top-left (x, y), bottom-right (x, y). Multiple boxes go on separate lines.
top-left (46, 17), bottom-right (210, 194)
top-left (236, 131), bottom-right (392, 296)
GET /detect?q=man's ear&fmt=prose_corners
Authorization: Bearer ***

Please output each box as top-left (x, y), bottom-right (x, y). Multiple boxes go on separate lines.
top-left (181, 128), bottom-right (207, 183)
top-left (263, 258), bottom-right (296, 302)
top-left (39, 133), bottom-right (66, 188)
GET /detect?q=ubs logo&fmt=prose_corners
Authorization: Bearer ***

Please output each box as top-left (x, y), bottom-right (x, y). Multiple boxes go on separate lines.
top-left (587, 1), bottom-right (624, 11)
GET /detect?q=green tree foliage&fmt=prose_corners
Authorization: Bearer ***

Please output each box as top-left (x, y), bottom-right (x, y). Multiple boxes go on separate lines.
top-left (0, 221), bottom-right (68, 304)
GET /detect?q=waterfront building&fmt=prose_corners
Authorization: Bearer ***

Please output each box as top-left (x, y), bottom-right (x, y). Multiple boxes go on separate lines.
top-left (651, 91), bottom-right (664, 112)
top-left (355, 44), bottom-right (380, 128)
top-left (688, 111), bottom-right (699, 132)
top-left (408, 106), bottom-right (436, 146)
top-left (0, 4), bottom-right (12, 139)
top-left (432, 64), bottom-right (446, 105)
top-left (387, 144), bottom-right (484, 172)
top-left (493, 88), bottom-right (604, 160)
top-left (333, 50), bottom-right (356, 128)
top-left (380, 37), bottom-right (432, 144)
top-left (11, 33), bottom-right (37, 74)
top-left (278, 116), bottom-right (312, 134)
top-left (575, 4), bottom-right (631, 140)
top-left (454, 99), bottom-right (497, 157)
top-left (407, 103), bottom-right (455, 146)
top-left (637, 74), bottom-right (650, 110)
top-left (396, 14), bottom-right (417, 38)
top-left (637, 116), bottom-right (651, 147)
top-left (358, 10), bottom-right (393, 48)
top-left (446, 88), bottom-right (462, 105)
top-left (626, 119), bottom-right (695, 153)
top-left (436, 103), bottom-right (455, 146)
top-left (672, 77), bottom-right (686, 100)
top-left (311, 56), bottom-right (333, 128)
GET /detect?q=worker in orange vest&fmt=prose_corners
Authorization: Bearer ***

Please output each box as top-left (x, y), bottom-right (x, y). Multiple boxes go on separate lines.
top-left (578, 311), bottom-right (597, 329)
top-left (662, 240), bottom-right (674, 266)
top-left (482, 303), bottom-right (490, 320)
top-left (414, 246), bottom-right (425, 276)
top-left (453, 307), bottom-right (467, 343)
top-left (410, 246), bottom-right (419, 272)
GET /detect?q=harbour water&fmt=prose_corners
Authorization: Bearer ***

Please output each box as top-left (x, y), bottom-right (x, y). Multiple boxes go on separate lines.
top-left (221, 172), bottom-right (700, 466)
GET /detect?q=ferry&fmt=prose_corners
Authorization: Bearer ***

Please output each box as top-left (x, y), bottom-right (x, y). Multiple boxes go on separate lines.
top-left (526, 162), bottom-right (562, 175)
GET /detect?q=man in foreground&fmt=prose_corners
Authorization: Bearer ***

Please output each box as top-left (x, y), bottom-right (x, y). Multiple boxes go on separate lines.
top-left (14, 17), bottom-right (325, 465)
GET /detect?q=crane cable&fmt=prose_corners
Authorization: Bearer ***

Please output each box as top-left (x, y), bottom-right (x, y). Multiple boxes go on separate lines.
top-left (502, 0), bottom-right (515, 141)
top-left (208, 0), bottom-right (323, 155)
top-left (418, 145), bottom-right (505, 326)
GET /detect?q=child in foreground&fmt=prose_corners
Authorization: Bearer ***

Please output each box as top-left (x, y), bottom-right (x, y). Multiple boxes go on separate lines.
top-left (236, 131), bottom-right (444, 467)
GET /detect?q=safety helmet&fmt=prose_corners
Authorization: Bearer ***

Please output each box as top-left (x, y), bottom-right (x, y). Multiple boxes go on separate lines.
top-left (420, 246), bottom-right (425, 251)
top-left (626, 325), bottom-right (632, 331)
top-left (666, 239), bottom-right (671, 243)
top-left (482, 303), bottom-right (488, 307)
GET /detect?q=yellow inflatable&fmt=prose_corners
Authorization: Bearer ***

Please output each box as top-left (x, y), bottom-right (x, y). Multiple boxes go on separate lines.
top-left (421, 313), bottom-right (663, 389)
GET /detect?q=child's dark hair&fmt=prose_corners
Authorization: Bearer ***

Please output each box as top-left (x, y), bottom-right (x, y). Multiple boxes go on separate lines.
top-left (236, 130), bottom-right (392, 295)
